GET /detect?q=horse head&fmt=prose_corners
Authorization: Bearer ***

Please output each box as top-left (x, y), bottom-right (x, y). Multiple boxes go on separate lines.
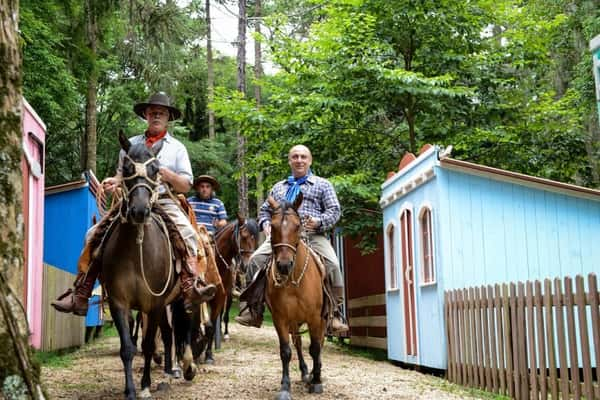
top-left (118, 130), bottom-right (162, 224)
top-left (268, 192), bottom-right (303, 276)
top-left (235, 213), bottom-right (259, 273)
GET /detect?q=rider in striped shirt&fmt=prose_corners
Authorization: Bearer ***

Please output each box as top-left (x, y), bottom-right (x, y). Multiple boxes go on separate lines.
top-left (187, 175), bottom-right (228, 235)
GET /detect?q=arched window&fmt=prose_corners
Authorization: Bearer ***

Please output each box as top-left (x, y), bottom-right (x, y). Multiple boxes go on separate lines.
top-left (419, 207), bottom-right (435, 285)
top-left (386, 224), bottom-right (397, 290)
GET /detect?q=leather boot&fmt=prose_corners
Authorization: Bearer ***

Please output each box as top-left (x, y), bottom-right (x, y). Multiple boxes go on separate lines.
top-left (329, 286), bottom-right (349, 334)
top-left (51, 269), bottom-right (96, 316)
top-left (181, 256), bottom-right (217, 312)
top-left (235, 268), bottom-right (267, 328)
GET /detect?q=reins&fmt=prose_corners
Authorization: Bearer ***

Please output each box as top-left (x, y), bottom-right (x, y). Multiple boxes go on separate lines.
top-left (136, 214), bottom-right (174, 297)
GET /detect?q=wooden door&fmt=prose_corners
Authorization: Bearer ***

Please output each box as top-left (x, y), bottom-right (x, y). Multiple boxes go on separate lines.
top-left (400, 208), bottom-right (417, 356)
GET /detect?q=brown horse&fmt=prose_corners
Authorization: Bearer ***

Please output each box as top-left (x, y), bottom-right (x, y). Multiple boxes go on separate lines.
top-left (100, 132), bottom-right (202, 399)
top-left (202, 216), bottom-right (258, 363)
top-left (266, 193), bottom-right (327, 400)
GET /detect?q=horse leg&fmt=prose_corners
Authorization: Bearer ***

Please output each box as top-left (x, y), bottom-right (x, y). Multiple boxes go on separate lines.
top-left (307, 325), bottom-right (324, 394)
top-left (110, 303), bottom-right (137, 400)
top-left (131, 311), bottom-right (142, 349)
top-left (159, 309), bottom-right (174, 376)
top-left (204, 295), bottom-right (223, 364)
top-left (223, 293), bottom-right (233, 340)
top-left (275, 323), bottom-right (293, 400)
top-left (291, 331), bottom-right (309, 383)
top-left (140, 309), bottom-right (161, 398)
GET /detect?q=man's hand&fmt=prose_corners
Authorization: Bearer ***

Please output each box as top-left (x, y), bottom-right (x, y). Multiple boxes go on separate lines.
top-left (158, 166), bottom-right (175, 184)
top-left (262, 221), bottom-right (271, 237)
top-left (102, 177), bottom-right (120, 194)
top-left (304, 217), bottom-right (321, 233)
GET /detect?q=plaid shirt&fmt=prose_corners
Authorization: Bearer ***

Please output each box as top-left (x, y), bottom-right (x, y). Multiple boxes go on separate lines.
top-left (258, 175), bottom-right (341, 233)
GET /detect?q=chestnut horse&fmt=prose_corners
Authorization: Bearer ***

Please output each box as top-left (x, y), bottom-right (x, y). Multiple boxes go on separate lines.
top-left (266, 193), bottom-right (327, 400)
top-left (100, 132), bottom-right (201, 399)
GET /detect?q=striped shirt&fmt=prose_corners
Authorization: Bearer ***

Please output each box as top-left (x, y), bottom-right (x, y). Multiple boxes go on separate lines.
top-left (187, 195), bottom-right (228, 234)
top-left (258, 174), bottom-right (341, 233)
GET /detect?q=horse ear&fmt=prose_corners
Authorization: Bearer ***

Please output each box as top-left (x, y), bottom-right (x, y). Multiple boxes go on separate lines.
top-left (292, 191), bottom-right (303, 211)
top-left (267, 195), bottom-right (278, 210)
top-left (237, 212), bottom-right (246, 225)
top-left (118, 130), bottom-right (131, 152)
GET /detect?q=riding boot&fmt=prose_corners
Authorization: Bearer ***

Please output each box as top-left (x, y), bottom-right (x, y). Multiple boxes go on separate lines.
top-left (51, 265), bottom-right (97, 316)
top-left (180, 255), bottom-right (217, 312)
top-left (329, 286), bottom-right (349, 334)
top-left (235, 268), bottom-right (267, 328)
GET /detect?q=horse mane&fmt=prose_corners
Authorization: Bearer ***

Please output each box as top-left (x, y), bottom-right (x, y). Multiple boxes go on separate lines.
top-left (245, 218), bottom-right (259, 239)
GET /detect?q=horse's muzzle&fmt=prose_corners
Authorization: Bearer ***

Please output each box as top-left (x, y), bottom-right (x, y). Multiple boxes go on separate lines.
top-left (276, 260), bottom-right (293, 276)
top-left (128, 205), bottom-right (151, 224)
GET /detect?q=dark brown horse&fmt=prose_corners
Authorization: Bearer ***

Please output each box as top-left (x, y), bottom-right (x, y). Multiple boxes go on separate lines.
top-left (100, 132), bottom-right (200, 399)
top-left (266, 194), bottom-right (327, 400)
top-left (202, 216), bottom-right (258, 363)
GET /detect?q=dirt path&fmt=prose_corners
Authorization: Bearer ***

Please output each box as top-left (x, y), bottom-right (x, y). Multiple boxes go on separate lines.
top-left (42, 323), bottom-right (487, 399)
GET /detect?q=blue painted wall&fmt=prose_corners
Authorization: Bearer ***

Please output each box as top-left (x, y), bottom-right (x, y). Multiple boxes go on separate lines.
top-left (382, 146), bottom-right (600, 369)
top-left (44, 183), bottom-right (100, 274)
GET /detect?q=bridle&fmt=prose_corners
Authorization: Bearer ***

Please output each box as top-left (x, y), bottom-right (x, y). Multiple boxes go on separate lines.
top-left (270, 207), bottom-right (310, 287)
top-left (214, 221), bottom-right (254, 270)
top-left (119, 154), bottom-right (161, 222)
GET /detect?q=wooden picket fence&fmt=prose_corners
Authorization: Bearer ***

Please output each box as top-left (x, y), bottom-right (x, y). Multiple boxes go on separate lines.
top-left (445, 273), bottom-right (600, 399)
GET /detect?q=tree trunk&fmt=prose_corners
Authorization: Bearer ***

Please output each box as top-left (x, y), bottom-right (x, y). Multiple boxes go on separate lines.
top-left (84, 0), bottom-right (98, 174)
top-left (206, 0), bottom-right (215, 139)
top-left (254, 0), bottom-right (264, 216)
top-left (0, 1), bottom-right (44, 398)
top-left (237, 0), bottom-right (248, 217)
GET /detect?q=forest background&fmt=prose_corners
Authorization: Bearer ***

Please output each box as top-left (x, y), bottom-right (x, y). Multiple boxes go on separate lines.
top-left (21, 0), bottom-right (600, 251)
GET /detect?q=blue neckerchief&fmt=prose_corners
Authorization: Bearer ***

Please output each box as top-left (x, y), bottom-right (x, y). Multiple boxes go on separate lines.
top-left (285, 170), bottom-right (312, 202)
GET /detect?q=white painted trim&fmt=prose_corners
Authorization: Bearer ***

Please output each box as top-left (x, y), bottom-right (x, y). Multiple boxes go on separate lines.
top-left (380, 166), bottom-right (436, 209)
top-left (417, 203), bottom-right (437, 287)
top-left (590, 34), bottom-right (600, 52)
top-left (384, 222), bottom-right (398, 291)
top-left (23, 97), bottom-right (47, 131)
top-left (381, 146), bottom-right (438, 191)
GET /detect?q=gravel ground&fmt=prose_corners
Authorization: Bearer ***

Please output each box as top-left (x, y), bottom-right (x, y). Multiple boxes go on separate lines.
top-left (42, 322), bottom-right (488, 400)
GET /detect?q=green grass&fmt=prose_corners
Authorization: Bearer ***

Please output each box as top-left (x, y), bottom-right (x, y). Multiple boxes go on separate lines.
top-left (328, 337), bottom-right (388, 361)
top-left (34, 348), bottom-right (77, 369)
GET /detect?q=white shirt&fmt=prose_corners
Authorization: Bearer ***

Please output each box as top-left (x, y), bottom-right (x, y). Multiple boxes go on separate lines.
top-left (117, 132), bottom-right (193, 193)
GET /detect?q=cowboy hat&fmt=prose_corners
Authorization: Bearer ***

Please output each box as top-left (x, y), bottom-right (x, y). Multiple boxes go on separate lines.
top-left (194, 175), bottom-right (220, 191)
top-left (133, 92), bottom-right (182, 121)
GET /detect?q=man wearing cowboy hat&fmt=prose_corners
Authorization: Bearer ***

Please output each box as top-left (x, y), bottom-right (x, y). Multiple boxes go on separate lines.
top-left (52, 92), bottom-right (216, 315)
top-left (188, 175), bottom-right (228, 235)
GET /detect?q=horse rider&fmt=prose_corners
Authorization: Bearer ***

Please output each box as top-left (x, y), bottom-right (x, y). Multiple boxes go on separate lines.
top-left (52, 91), bottom-right (216, 315)
top-left (235, 144), bottom-right (349, 334)
top-left (187, 175), bottom-right (228, 236)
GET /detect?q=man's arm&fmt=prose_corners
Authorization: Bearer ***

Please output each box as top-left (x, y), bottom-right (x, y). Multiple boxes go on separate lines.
top-left (316, 180), bottom-right (341, 231)
top-left (159, 167), bottom-right (192, 193)
top-left (215, 201), bottom-right (228, 228)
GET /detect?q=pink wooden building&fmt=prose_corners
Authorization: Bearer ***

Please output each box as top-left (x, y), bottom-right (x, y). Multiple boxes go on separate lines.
top-left (21, 98), bottom-right (46, 349)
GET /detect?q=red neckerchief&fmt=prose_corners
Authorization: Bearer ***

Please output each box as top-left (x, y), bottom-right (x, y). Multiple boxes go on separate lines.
top-left (145, 130), bottom-right (167, 148)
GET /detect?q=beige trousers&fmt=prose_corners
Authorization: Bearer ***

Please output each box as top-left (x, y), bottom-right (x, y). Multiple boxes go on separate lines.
top-left (247, 233), bottom-right (343, 287)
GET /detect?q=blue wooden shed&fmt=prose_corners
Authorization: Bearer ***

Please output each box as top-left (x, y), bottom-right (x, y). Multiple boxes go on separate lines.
top-left (43, 170), bottom-right (106, 349)
top-left (380, 144), bottom-right (600, 370)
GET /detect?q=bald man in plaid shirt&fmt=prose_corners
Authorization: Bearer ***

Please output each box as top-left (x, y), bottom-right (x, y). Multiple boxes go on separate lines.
top-left (235, 144), bottom-right (349, 334)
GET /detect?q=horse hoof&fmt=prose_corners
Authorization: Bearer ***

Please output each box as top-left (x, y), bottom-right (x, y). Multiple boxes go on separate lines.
top-left (301, 374), bottom-right (311, 384)
top-left (139, 387), bottom-right (152, 399)
top-left (172, 367), bottom-right (182, 379)
top-left (204, 357), bottom-right (215, 365)
top-left (184, 364), bottom-right (196, 381)
top-left (223, 334), bottom-right (230, 341)
top-left (153, 354), bottom-right (162, 365)
top-left (309, 384), bottom-right (323, 394)
top-left (275, 391), bottom-right (292, 400)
